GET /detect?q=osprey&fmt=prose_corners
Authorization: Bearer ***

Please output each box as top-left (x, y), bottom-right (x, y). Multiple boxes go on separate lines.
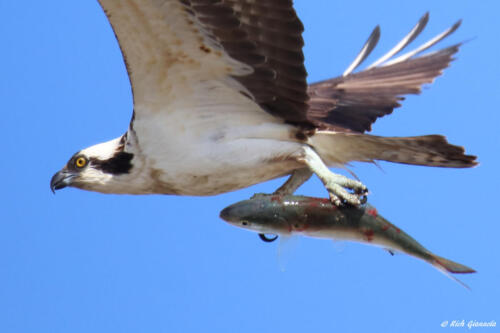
top-left (51, 1), bottom-right (476, 205)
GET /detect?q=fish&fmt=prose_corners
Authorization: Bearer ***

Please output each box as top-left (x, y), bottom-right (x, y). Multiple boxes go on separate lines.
top-left (220, 194), bottom-right (475, 288)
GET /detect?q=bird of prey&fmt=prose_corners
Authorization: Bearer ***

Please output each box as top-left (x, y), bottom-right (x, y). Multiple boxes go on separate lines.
top-left (50, 1), bottom-right (476, 206)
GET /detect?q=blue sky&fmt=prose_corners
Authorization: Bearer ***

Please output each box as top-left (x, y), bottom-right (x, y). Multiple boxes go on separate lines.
top-left (1, 1), bottom-right (499, 332)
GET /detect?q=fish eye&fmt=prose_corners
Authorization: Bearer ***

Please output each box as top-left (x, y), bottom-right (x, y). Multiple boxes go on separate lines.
top-left (241, 221), bottom-right (249, 226)
top-left (74, 156), bottom-right (88, 169)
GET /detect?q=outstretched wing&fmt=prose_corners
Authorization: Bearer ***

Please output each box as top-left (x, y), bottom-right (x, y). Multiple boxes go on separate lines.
top-left (307, 13), bottom-right (462, 133)
top-left (97, 0), bottom-right (311, 125)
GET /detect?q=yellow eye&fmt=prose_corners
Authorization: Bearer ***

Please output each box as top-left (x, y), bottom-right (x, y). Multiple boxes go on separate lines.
top-left (75, 156), bottom-right (87, 168)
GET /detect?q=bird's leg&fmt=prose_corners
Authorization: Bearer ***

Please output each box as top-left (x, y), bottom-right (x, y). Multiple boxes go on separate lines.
top-left (251, 169), bottom-right (311, 200)
top-left (294, 146), bottom-right (368, 206)
top-left (273, 168), bottom-right (312, 195)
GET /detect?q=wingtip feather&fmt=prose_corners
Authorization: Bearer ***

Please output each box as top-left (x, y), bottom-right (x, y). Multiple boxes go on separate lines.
top-left (368, 12), bottom-right (430, 69)
top-left (342, 25), bottom-right (380, 77)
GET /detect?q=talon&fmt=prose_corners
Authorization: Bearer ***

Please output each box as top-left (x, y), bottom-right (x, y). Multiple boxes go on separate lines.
top-left (326, 181), bottom-right (365, 206)
top-left (359, 195), bottom-right (368, 204)
top-left (329, 193), bottom-right (342, 206)
top-left (355, 186), bottom-right (369, 195)
top-left (259, 234), bottom-right (278, 242)
top-left (298, 147), bottom-right (369, 207)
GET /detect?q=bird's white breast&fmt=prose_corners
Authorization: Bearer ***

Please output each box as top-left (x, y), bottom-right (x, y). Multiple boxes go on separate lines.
top-left (128, 80), bottom-right (304, 195)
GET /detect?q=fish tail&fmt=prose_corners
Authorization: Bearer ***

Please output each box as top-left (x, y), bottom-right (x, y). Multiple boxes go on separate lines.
top-left (430, 254), bottom-right (476, 290)
top-left (431, 254), bottom-right (475, 274)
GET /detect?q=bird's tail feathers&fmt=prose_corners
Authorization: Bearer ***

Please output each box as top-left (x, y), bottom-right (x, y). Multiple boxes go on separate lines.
top-left (310, 132), bottom-right (477, 168)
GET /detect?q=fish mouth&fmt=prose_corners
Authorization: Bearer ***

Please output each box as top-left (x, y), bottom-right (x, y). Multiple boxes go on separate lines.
top-left (219, 205), bottom-right (238, 223)
top-left (50, 170), bottom-right (75, 193)
top-left (220, 198), bottom-right (259, 223)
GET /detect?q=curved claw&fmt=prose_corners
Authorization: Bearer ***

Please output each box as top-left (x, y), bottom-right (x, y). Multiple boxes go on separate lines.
top-left (328, 183), bottom-right (368, 206)
top-left (322, 173), bottom-right (369, 206)
top-left (259, 234), bottom-right (278, 243)
top-left (359, 194), bottom-right (368, 205)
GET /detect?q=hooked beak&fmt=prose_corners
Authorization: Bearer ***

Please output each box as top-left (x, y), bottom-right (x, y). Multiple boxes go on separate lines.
top-left (50, 170), bottom-right (75, 193)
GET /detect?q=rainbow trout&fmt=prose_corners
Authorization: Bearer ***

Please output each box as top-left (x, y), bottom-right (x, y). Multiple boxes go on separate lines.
top-left (220, 194), bottom-right (475, 287)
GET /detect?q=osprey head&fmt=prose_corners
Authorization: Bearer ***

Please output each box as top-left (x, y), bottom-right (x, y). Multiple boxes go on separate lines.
top-left (50, 137), bottom-right (134, 194)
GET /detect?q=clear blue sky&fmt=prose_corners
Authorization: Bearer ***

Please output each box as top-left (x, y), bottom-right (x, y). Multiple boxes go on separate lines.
top-left (1, 1), bottom-right (499, 332)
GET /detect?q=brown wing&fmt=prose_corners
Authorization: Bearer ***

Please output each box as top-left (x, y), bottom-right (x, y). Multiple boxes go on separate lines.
top-left (223, 0), bottom-right (309, 123)
top-left (307, 17), bottom-right (461, 133)
top-left (97, 0), bottom-right (311, 125)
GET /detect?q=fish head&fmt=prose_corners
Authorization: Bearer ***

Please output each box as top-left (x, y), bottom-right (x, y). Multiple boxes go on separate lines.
top-left (220, 197), bottom-right (289, 234)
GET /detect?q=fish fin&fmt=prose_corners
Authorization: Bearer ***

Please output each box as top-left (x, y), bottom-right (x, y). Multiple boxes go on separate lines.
top-left (331, 240), bottom-right (346, 253)
top-left (430, 254), bottom-right (476, 290)
top-left (277, 235), bottom-right (299, 272)
top-left (432, 255), bottom-right (476, 274)
top-left (385, 248), bottom-right (395, 256)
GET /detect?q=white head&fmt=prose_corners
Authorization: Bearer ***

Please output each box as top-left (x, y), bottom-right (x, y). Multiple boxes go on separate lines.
top-left (50, 136), bottom-right (136, 194)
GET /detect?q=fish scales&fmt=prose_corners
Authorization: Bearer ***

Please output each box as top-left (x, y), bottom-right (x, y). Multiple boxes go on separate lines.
top-left (220, 194), bottom-right (475, 288)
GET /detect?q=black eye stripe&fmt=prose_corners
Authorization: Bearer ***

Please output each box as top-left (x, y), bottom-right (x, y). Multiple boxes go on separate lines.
top-left (89, 152), bottom-right (133, 175)
top-left (66, 150), bottom-right (133, 175)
